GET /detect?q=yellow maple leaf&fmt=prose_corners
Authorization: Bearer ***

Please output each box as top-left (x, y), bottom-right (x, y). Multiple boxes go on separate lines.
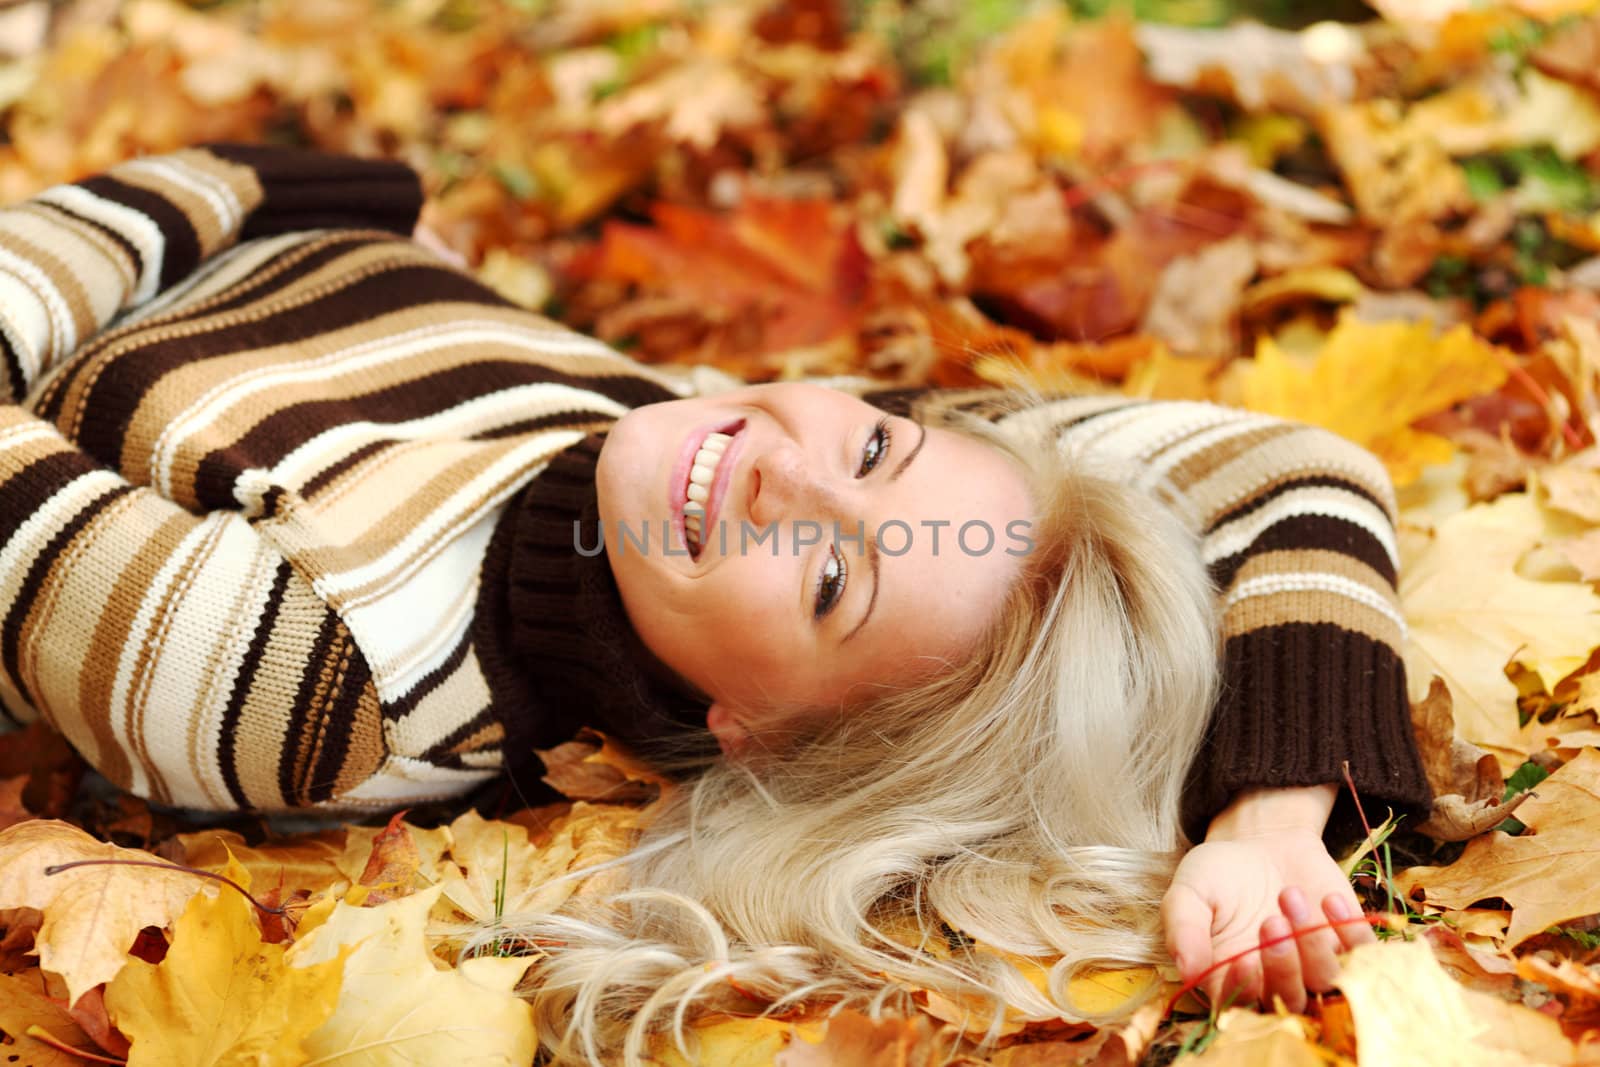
top-left (436, 804), bottom-right (645, 928)
top-left (287, 884), bottom-right (537, 1066)
top-left (1182, 1009), bottom-right (1325, 1066)
top-left (103, 857), bottom-right (343, 1067)
top-left (1400, 493), bottom-right (1600, 765)
top-left (1239, 315), bottom-right (1510, 486)
top-left (0, 820), bottom-right (204, 1005)
top-left (1339, 934), bottom-right (1580, 1064)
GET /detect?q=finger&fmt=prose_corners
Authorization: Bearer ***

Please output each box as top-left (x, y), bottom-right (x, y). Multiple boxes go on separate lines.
top-left (1324, 892), bottom-right (1376, 951)
top-left (1281, 887), bottom-right (1343, 992)
top-left (1258, 914), bottom-right (1306, 1014)
top-left (1161, 884), bottom-right (1217, 987)
top-left (1220, 952), bottom-right (1263, 1007)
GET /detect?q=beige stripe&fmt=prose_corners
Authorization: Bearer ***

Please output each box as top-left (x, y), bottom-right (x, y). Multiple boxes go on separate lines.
top-left (287, 438), bottom-right (539, 596)
top-left (389, 654), bottom-right (495, 758)
top-left (0, 227), bottom-right (97, 357)
top-left (1185, 426), bottom-right (1397, 528)
top-left (1230, 547), bottom-right (1398, 611)
top-left (170, 148), bottom-right (266, 256)
top-left (1162, 421), bottom-right (1303, 501)
top-left (1224, 587), bottom-right (1399, 646)
top-left (77, 505), bottom-right (196, 794)
top-left (109, 163), bottom-right (233, 264)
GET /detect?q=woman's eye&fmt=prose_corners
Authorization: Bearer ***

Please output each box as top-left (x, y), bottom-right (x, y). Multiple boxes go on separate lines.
top-left (814, 544), bottom-right (848, 621)
top-left (856, 417), bottom-right (892, 477)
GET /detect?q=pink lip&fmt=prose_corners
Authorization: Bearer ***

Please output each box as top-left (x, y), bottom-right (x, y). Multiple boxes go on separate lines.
top-left (669, 417), bottom-right (746, 559)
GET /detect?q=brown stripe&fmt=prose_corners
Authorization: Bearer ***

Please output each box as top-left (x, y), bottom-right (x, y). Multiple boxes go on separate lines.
top-left (217, 559), bottom-right (292, 807)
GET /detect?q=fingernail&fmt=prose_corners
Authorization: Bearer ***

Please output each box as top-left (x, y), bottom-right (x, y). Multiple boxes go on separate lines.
top-left (1328, 896), bottom-right (1354, 921)
top-left (1284, 887), bottom-right (1311, 924)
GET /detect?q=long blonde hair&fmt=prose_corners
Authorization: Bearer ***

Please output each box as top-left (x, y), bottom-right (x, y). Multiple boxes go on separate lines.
top-left (480, 396), bottom-right (1220, 1065)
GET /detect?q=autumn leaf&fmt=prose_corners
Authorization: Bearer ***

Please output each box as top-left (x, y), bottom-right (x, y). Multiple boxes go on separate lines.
top-left (0, 820), bottom-right (204, 1005)
top-left (1181, 1009), bottom-right (1325, 1066)
top-left (0, 970), bottom-right (102, 1067)
top-left (1399, 493), bottom-right (1600, 762)
top-left (775, 1010), bottom-right (940, 1067)
top-left (287, 884), bottom-right (537, 1066)
top-left (1399, 748), bottom-right (1600, 947)
top-left (179, 827), bottom-right (349, 901)
top-left (652, 1017), bottom-right (822, 1067)
top-left (103, 857), bottom-right (343, 1067)
top-left (1338, 937), bottom-right (1582, 1066)
top-left (436, 803), bottom-right (644, 927)
top-left (1239, 315), bottom-right (1510, 486)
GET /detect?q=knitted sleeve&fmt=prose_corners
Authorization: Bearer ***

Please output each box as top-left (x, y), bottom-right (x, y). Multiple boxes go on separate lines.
top-left (0, 143), bottom-right (420, 405)
top-left (2, 146), bottom-right (689, 816)
top-left (861, 388), bottom-right (1433, 842)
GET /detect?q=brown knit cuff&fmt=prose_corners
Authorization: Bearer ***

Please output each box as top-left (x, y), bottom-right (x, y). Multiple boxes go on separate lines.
top-left (1181, 622), bottom-right (1434, 848)
top-left (200, 143), bottom-right (423, 239)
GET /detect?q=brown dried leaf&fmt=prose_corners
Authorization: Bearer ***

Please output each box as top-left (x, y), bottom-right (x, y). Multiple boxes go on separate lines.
top-left (1399, 748), bottom-right (1600, 947)
top-left (355, 810), bottom-right (425, 905)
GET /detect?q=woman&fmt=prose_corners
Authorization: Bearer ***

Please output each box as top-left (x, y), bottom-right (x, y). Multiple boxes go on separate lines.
top-left (0, 145), bottom-right (1430, 1055)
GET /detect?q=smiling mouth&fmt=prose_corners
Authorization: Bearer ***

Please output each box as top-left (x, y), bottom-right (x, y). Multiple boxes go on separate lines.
top-left (681, 419), bottom-right (745, 559)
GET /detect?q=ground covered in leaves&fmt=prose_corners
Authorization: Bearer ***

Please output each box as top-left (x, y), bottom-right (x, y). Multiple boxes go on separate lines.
top-left (2, 0), bottom-right (1600, 1063)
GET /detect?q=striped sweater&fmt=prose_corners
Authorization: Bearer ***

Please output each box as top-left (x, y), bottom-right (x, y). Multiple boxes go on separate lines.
top-left (0, 146), bottom-right (1429, 826)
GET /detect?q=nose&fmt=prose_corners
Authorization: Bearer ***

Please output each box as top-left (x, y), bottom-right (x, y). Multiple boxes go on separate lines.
top-left (747, 441), bottom-right (841, 529)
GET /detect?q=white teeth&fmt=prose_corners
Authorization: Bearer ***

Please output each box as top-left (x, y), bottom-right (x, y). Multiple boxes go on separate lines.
top-left (682, 432), bottom-right (736, 552)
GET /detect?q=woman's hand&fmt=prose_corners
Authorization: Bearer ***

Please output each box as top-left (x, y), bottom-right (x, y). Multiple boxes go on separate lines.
top-left (1160, 785), bottom-right (1376, 1013)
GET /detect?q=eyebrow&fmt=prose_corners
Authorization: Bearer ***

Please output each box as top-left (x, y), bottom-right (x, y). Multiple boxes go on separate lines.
top-left (839, 418), bottom-right (920, 643)
top-left (841, 535), bottom-right (879, 644)
top-left (891, 420), bottom-right (927, 481)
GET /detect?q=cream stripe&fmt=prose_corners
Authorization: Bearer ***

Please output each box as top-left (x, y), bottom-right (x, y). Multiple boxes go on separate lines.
top-left (0, 244), bottom-right (75, 363)
top-left (21, 202), bottom-right (138, 328)
top-left (151, 322), bottom-right (624, 497)
top-left (1131, 412), bottom-right (1286, 491)
top-left (1203, 486), bottom-right (1399, 568)
top-left (36, 184), bottom-right (165, 305)
top-left (329, 756), bottom-right (499, 808)
top-left (107, 514), bottom-right (222, 799)
top-left (1225, 572), bottom-right (1408, 636)
top-left (343, 511), bottom-right (492, 703)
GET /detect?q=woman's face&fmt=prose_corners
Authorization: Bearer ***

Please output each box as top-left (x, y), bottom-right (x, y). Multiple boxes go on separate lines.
top-left (596, 383), bottom-right (1032, 755)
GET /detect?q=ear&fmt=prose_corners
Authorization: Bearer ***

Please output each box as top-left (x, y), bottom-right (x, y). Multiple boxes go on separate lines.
top-left (705, 702), bottom-right (751, 759)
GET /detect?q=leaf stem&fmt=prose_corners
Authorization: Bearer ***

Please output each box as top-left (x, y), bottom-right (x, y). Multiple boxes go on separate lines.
top-left (42, 859), bottom-right (285, 916)
top-left (23, 1025), bottom-right (128, 1065)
